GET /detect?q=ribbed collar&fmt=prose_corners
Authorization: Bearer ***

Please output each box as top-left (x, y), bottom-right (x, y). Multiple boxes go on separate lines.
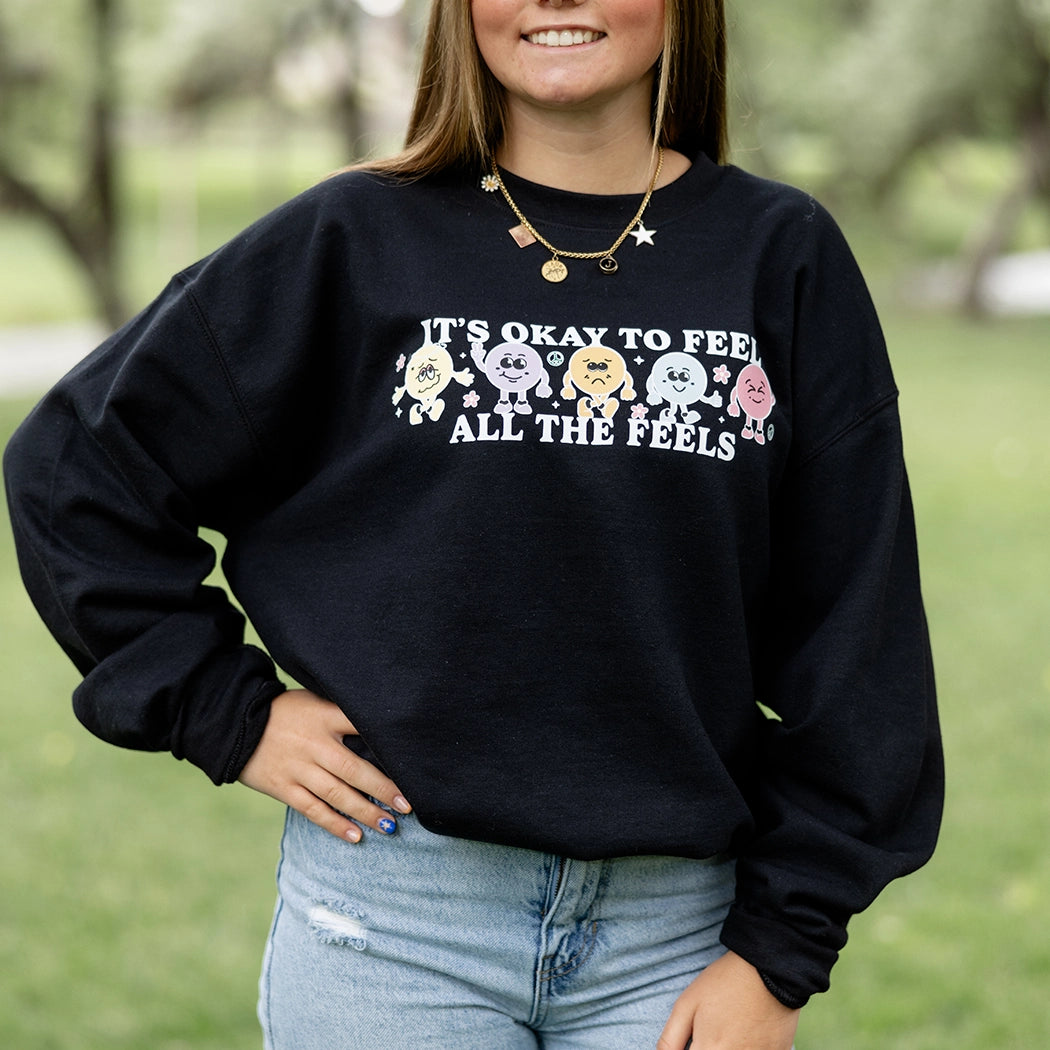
top-left (475, 152), bottom-right (724, 238)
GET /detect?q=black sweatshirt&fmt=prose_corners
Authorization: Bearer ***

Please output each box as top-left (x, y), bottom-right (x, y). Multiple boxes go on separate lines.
top-left (3, 154), bottom-right (943, 1007)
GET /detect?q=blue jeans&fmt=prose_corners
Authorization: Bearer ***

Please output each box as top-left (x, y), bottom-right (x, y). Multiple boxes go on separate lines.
top-left (259, 808), bottom-right (736, 1049)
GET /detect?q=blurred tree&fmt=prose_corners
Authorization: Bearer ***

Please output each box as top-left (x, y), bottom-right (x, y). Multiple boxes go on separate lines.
top-left (735, 0), bottom-right (1049, 311)
top-left (0, 0), bottom-right (126, 326)
top-left (133, 0), bottom-right (423, 160)
top-left (0, 0), bottom-right (423, 326)
top-left (4, 0), bottom-right (1043, 323)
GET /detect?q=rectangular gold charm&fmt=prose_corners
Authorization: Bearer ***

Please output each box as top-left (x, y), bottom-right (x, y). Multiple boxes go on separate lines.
top-left (508, 224), bottom-right (537, 249)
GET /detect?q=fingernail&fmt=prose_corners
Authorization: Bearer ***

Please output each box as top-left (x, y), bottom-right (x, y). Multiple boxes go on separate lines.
top-left (377, 817), bottom-right (397, 835)
top-left (345, 827), bottom-right (362, 843)
top-left (393, 795), bottom-right (412, 814)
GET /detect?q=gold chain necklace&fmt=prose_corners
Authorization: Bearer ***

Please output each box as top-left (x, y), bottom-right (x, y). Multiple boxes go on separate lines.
top-left (488, 147), bottom-right (664, 283)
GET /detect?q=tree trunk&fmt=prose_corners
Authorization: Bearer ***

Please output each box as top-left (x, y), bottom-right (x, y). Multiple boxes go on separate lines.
top-left (82, 0), bottom-right (126, 328)
top-left (960, 51), bottom-right (1050, 316)
top-left (0, 0), bottom-right (126, 328)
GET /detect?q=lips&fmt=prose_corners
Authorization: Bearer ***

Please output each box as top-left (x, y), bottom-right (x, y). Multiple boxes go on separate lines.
top-left (526, 29), bottom-right (604, 47)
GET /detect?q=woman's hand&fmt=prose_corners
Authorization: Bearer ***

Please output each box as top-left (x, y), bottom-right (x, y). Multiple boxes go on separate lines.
top-left (238, 689), bottom-right (412, 841)
top-left (656, 950), bottom-right (800, 1050)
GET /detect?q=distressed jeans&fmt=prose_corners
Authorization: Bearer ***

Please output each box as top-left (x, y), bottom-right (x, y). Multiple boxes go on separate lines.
top-left (259, 807), bottom-right (736, 1049)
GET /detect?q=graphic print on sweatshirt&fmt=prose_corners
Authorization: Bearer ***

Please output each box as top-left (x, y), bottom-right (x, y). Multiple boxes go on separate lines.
top-left (391, 316), bottom-right (775, 459)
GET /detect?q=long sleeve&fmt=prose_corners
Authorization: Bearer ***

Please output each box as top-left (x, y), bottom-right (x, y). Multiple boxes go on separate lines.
top-left (718, 200), bottom-right (944, 1006)
top-left (720, 403), bottom-right (942, 1005)
top-left (3, 275), bottom-right (286, 784)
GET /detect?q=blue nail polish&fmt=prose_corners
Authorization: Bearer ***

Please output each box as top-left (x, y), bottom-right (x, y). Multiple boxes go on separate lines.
top-left (378, 817), bottom-right (397, 835)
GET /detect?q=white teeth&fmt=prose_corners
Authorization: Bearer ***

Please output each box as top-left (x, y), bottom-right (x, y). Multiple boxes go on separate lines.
top-left (527, 29), bottom-right (601, 47)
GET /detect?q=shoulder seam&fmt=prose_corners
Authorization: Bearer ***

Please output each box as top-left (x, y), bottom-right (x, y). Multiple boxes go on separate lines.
top-left (176, 274), bottom-right (268, 468)
top-left (797, 389), bottom-right (899, 468)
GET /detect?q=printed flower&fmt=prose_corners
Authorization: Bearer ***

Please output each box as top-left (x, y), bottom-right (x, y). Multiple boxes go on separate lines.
top-left (396, 354), bottom-right (406, 371)
top-left (480, 174), bottom-right (500, 192)
top-left (463, 390), bottom-right (480, 408)
top-left (630, 404), bottom-right (649, 420)
top-left (713, 364), bottom-right (731, 384)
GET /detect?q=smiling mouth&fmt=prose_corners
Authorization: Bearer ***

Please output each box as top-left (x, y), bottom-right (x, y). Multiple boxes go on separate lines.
top-left (526, 30), bottom-right (604, 47)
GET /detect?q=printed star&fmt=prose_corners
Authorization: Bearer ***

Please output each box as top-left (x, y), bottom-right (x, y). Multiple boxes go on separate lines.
top-left (634, 355), bottom-right (645, 366)
top-left (630, 221), bottom-right (656, 246)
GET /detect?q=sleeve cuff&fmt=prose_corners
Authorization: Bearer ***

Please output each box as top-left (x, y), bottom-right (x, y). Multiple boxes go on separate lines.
top-left (759, 971), bottom-right (810, 1010)
top-left (719, 903), bottom-right (842, 1008)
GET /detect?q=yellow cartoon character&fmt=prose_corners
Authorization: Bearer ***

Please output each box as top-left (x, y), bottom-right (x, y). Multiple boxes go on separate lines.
top-left (561, 346), bottom-right (635, 419)
top-left (393, 343), bottom-right (474, 425)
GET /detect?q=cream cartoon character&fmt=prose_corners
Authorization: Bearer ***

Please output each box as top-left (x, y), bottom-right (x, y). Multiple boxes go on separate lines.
top-left (470, 340), bottom-right (552, 415)
top-left (727, 363), bottom-right (776, 444)
top-left (561, 345), bottom-right (635, 419)
top-left (392, 343), bottom-right (474, 425)
top-left (645, 351), bottom-right (723, 424)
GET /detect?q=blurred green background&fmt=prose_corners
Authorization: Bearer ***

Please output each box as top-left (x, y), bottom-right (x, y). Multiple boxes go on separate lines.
top-left (1, 1), bottom-right (1049, 1047)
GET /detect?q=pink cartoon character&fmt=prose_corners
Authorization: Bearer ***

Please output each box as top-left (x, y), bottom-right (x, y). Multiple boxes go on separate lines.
top-left (470, 340), bottom-right (552, 415)
top-left (727, 363), bottom-right (776, 444)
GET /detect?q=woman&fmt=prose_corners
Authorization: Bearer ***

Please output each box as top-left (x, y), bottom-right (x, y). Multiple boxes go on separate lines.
top-left (3, 1), bottom-right (942, 1048)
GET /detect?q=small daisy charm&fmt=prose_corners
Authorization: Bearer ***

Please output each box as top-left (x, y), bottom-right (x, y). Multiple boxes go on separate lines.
top-left (481, 174), bottom-right (499, 192)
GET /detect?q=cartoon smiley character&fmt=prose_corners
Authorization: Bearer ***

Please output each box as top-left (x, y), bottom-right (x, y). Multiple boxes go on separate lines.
top-left (470, 340), bottom-right (552, 415)
top-left (561, 346), bottom-right (635, 419)
top-left (645, 351), bottom-right (723, 424)
top-left (392, 343), bottom-right (475, 424)
top-left (726, 363), bottom-right (776, 444)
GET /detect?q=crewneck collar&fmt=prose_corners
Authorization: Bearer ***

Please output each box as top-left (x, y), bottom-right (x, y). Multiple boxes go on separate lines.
top-left (477, 152), bottom-right (724, 235)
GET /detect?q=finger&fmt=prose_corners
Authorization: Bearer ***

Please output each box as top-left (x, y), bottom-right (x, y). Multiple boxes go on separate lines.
top-left (323, 740), bottom-right (413, 815)
top-left (307, 766), bottom-right (406, 837)
top-left (287, 784), bottom-right (366, 843)
top-left (656, 1002), bottom-right (693, 1050)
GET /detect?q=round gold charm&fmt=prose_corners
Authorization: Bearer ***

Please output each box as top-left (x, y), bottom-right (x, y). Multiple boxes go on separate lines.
top-left (598, 255), bottom-right (619, 275)
top-left (542, 258), bottom-right (568, 283)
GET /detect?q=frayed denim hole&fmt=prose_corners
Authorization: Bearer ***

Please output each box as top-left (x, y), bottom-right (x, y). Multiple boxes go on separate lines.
top-left (307, 902), bottom-right (368, 951)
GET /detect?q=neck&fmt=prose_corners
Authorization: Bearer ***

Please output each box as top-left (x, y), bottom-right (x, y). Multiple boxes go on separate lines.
top-left (496, 101), bottom-right (661, 195)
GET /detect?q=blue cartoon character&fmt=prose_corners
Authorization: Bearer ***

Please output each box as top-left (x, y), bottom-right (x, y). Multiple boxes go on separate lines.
top-left (470, 340), bottom-right (552, 415)
top-left (393, 343), bottom-right (474, 425)
top-left (561, 345), bottom-right (635, 419)
top-left (645, 351), bottom-right (723, 424)
top-left (727, 363), bottom-right (775, 444)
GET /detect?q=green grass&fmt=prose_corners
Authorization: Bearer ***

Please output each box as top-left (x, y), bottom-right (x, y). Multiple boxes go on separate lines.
top-left (0, 423), bottom-right (281, 1049)
top-left (3, 309), bottom-right (1049, 1047)
top-left (801, 311), bottom-right (1050, 1049)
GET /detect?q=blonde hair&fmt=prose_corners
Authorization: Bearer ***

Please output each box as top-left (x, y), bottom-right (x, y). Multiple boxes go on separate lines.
top-left (355, 0), bottom-right (727, 178)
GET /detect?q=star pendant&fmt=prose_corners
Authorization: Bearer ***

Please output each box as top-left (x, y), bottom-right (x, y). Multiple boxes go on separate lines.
top-left (630, 221), bottom-right (656, 247)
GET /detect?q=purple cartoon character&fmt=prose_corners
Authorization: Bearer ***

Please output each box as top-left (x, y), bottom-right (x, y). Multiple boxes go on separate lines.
top-left (727, 363), bottom-right (775, 444)
top-left (470, 340), bottom-right (552, 415)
